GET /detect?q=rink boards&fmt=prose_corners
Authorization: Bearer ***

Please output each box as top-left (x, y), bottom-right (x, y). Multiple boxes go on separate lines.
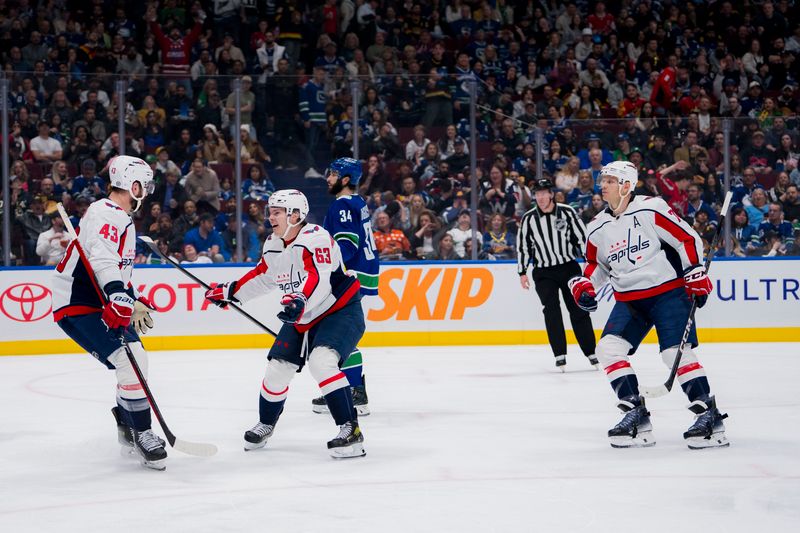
top-left (0, 258), bottom-right (798, 355)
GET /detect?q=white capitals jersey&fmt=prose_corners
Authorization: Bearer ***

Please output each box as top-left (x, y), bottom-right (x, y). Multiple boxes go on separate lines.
top-left (232, 223), bottom-right (361, 332)
top-left (52, 198), bottom-right (136, 320)
top-left (583, 195), bottom-right (704, 301)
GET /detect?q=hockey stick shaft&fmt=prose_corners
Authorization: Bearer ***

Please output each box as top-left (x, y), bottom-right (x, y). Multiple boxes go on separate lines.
top-left (138, 235), bottom-right (278, 337)
top-left (56, 204), bottom-right (217, 456)
top-left (642, 191), bottom-right (733, 398)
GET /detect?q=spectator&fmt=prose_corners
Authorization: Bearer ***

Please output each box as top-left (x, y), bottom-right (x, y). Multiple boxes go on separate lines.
top-left (406, 124), bottom-right (431, 161)
top-left (184, 159), bottom-right (221, 214)
top-left (479, 165), bottom-right (516, 221)
top-left (567, 170), bottom-right (597, 215)
top-left (447, 209), bottom-right (482, 258)
top-left (220, 214), bottom-right (254, 262)
top-left (729, 207), bottom-right (756, 251)
top-left (236, 126), bottom-right (271, 165)
top-left (183, 213), bottom-right (225, 263)
top-left (151, 168), bottom-right (188, 218)
top-left (16, 197), bottom-right (52, 265)
top-left (422, 68), bottom-right (453, 129)
top-left (687, 183), bottom-right (719, 225)
top-left (752, 202), bottom-right (794, 255)
top-left (433, 233), bottom-right (460, 261)
top-left (740, 130), bottom-right (777, 177)
top-left (35, 211), bottom-right (69, 266)
top-left (746, 188), bottom-right (770, 231)
top-left (70, 159), bottom-right (105, 201)
top-left (673, 131), bottom-right (709, 164)
top-left (781, 184), bottom-right (800, 223)
top-left (732, 167), bottom-right (764, 205)
top-left (147, 6), bottom-right (203, 96)
top-left (199, 124), bottom-right (231, 163)
top-left (180, 243), bottom-right (213, 265)
top-left (769, 172), bottom-right (792, 203)
top-left (580, 193), bottom-right (607, 224)
top-left (408, 210), bottom-right (442, 260)
top-left (482, 214), bottom-right (515, 259)
top-left (373, 211), bottom-right (410, 260)
top-left (242, 165), bottom-right (275, 201)
top-left (225, 76), bottom-right (257, 139)
top-left (30, 121), bottom-right (63, 163)
top-left (656, 160), bottom-right (692, 217)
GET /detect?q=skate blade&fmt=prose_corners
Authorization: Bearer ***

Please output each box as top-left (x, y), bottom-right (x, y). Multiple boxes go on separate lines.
top-left (138, 456), bottom-right (166, 471)
top-left (329, 442), bottom-right (366, 458)
top-left (312, 404), bottom-right (330, 414)
top-left (243, 439), bottom-right (268, 451)
top-left (687, 432), bottom-right (730, 450)
top-left (557, 366), bottom-right (566, 373)
top-left (355, 404), bottom-right (370, 416)
top-left (609, 431), bottom-right (656, 448)
top-left (120, 444), bottom-right (136, 458)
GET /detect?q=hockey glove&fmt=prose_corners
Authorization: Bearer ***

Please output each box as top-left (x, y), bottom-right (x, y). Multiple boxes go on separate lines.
top-left (102, 282), bottom-right (135, 331)
top-left (205, 281), bottom-right (238, 308)
top-left (568, 276), bottom-right (598, 312)
top-left (277, 292), bottom-right (307, 324)
top-left (683, 264), bottom-right (712, 308)
top-left (132, 295), bottom-right (156, 335)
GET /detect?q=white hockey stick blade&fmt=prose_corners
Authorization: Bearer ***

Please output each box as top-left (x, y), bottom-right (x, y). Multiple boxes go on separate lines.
top-left (172, 438), bottom-right (218, 457)
top-left (641, 385), bottom-right (669, 399)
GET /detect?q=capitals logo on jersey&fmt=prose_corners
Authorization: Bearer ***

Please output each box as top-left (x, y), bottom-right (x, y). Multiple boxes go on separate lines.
top-left (607, 219), bottom-right (651, 265)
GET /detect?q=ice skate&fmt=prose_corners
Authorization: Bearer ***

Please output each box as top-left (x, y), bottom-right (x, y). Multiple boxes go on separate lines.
top-left (555, 355), bottom-right (566, 372)
top-left (327, 421), bottom-right (366, 458)
top-left (111, 407), bottom-right (134, 454)
top-left (684, 396), bottom-right (730, 449)
top-left (608, 396), bottom-right (656, 448)
top-left (352, 377), bottom-right (370, 416)
top-left (132, 429), bottom-right (168, 470)
top-left (313, 382), bottom-right (370, 416)
top-left (311, 395), bottom-right (330, 414)
top-left (587, 354), bottom-right (600, 370)
top-left (243, 422), bottom-right (275, 451)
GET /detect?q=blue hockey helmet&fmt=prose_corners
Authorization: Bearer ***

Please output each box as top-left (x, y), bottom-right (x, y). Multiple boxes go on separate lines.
top-left (326, 157), bottom-right (363, 186)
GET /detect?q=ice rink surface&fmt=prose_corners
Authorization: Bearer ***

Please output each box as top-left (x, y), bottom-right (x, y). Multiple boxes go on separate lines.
top-left (1, 342), bottom-right (799, 533)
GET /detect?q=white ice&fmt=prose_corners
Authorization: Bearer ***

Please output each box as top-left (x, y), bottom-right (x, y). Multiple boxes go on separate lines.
top-left (1, 343), bottom-right (799, 533)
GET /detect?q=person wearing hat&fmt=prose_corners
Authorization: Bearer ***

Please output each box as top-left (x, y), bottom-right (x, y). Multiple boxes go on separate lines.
top-left (517, 177), bottom-right (597, 371)
top-left (225, 75), bottom-right (256, 140)
top-left (199, 123), bottom-right (232, 164)
top-left (36, 210), bottom-right (70, 265)
top-left (741, 130), bottom-right (776, 176)
top-left (575, 27), bottom-right (595, 62)
top-left (740, 80), bottom-right (764, 116)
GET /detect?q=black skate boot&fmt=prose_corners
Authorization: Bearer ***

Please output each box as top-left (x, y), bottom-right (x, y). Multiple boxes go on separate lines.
top-left (111, 407), bottom-right (134, 449)
top-left (684, 396), bottom-right (729, 449)
top-left (327, 420), bottom-right (366, 458)
top-left (352, 376), bottom-right (370, 416)
top-left (608, 396), bottom-right (656, 448)
top-left (311, 395), bottom-right (329, 414)
top-left (132, 429), bottom-right (168, 470)
top-left (587, 354), bottom-right (600, 370)
top-left (243, 422), bottom-right (276, 451)
top-left (555, 354), bottom-right (566, 372)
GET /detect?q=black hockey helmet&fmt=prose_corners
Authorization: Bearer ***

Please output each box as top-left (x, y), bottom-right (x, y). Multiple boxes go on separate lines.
top-left (532, 178), bottom-right (554, 191)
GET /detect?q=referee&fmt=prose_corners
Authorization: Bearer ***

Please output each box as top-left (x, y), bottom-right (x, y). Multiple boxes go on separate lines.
top-left (517, 178), bottom-right (598, 371)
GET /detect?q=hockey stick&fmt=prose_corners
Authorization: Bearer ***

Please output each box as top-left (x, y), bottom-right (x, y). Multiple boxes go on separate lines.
top-left (641, 191), bottom-right (733, 399)
top-left (138, 235), bottom-right (278, 337)
top-left (56, 203), bottom-right (218, 457)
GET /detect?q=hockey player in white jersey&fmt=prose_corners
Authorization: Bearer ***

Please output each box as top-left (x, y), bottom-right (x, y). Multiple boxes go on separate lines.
top-left (52, 155), bottom-right (167, 469)
top-left (568, 161), bottom-right (729, 449)
top-left (204, 189), bottom-right (366, 458)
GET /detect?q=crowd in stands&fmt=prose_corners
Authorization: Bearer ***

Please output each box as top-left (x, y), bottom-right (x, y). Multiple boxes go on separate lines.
top-left (2, 0), bottom-right (800, 267)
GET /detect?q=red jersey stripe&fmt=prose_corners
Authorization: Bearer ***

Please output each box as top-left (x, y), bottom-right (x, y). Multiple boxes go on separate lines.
top-left (234, 258), bottom-right (269, 296)
top-left (300, 248), bottom-right (320, 300)
top-left (614, 278), bottom-right (684, 301)
top-left (654, 212), bottom-right (699, 264)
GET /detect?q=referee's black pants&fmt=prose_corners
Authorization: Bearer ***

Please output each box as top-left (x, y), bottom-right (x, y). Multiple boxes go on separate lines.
top-left (531, 261), bottom-right (597, 358)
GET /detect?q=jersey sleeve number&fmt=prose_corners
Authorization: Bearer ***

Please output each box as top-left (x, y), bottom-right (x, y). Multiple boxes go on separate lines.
top-left (315, 247), bottom-right (331, 263)
top-left (99, 224), bottom-right (119, 243)
top-left (363, 221), bottom-right (377, 260)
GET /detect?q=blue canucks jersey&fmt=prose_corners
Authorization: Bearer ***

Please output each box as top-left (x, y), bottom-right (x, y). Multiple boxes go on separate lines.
top-left (323, 194), bottom-right (380, 296)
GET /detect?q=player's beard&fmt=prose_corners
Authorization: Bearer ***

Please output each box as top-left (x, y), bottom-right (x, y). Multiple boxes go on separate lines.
top-left (328, 179), bottom-right (345, 196)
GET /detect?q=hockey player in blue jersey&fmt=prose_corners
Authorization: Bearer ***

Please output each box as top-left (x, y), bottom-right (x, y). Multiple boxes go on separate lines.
top-left (311, 157), bottom-right (380, 416)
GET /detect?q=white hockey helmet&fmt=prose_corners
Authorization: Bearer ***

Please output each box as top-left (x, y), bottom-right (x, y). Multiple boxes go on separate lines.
top-left (109, 155), bottom-right (155, 197)
top-left (268, 189), bottom-right (309, 222)
top-left (600, 160), bottom-right (639, 189)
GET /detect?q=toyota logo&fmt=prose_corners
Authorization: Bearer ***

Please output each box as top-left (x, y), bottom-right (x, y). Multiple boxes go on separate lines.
top-left (0, 283), bottom-right (53, 322)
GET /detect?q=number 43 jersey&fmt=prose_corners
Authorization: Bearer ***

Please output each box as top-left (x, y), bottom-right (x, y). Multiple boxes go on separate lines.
top-left (52, 198), bottom-right (136, 321)
top-left (323, 194), bottom-right (380, 296)
top-left (232, 224), bottom-right (361, 332)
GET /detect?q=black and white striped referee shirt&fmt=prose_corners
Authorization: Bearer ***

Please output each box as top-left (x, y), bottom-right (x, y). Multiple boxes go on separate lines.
top-left (516, 203), bottom-right (588, 273)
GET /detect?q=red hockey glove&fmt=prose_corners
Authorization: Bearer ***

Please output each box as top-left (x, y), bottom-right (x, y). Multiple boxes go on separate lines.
top-left (568, 276), bottom-right (598, 312)
top-left (132, 295), bottom-right (156, 335)
top-left (102, 290), bottom-right (135, 331)
top-left (277, 292), bottom-right (307, 324)
top-left (683, 264), bottom-right (712, 308)
top-left (205, 281), bottom-right (238, 308)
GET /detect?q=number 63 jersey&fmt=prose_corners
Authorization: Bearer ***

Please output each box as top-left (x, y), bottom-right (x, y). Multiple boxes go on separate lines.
top-left (231, 224), bottom-right (362, 332)
top-left (52, 198), bottom-right (136, 321)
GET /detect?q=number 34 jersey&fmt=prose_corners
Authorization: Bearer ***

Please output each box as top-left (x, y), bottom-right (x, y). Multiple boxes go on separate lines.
top-left (232, 224), bottom-right (361, 332)
top-left (323, 194), bottom-right (380, 296)
top-left (52, 198), bottom-right (136, 321)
